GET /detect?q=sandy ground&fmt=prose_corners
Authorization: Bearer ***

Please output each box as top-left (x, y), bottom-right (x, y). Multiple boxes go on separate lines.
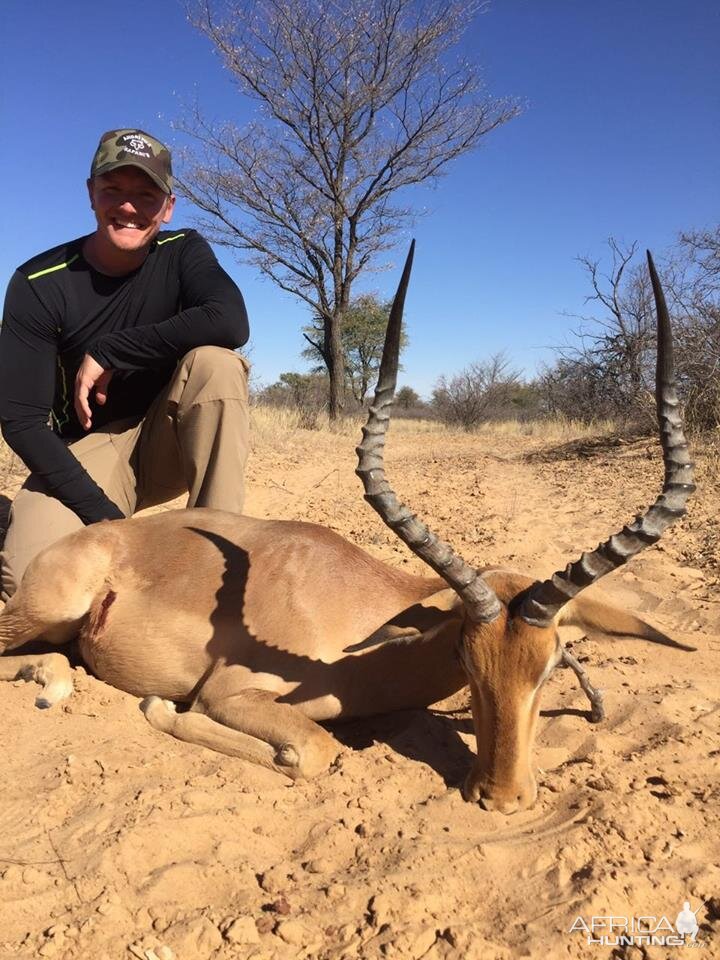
top-left (0, 418), bottom-right (718, 960)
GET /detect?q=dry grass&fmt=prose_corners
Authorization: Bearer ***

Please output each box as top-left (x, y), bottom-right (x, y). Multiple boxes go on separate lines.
top-left (248, 404), bottom-right (451, 449)
top-left (249, 402), bottom-right (617, 446)
top-left (462, 416), bottom-right (616, 442)
top-left (248, 403), bottom-right (313, 443)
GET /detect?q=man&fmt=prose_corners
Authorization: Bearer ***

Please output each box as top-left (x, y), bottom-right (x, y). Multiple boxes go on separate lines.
top-left (0, 129), bottom-right (250, 601)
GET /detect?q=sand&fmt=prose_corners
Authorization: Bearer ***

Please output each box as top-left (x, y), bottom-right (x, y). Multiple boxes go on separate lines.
top-left (0, 420), bottom-right (718, 960)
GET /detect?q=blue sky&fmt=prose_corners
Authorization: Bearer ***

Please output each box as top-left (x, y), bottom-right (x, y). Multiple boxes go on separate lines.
top-left (3, 0), bottom-right (718, 397)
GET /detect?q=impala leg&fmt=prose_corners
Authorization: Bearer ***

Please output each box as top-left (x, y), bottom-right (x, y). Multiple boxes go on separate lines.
top-left (201, 687), bottom-right (340, 779)
top-left (0, 652), bottom-right (74, 708)
top-left (140, 685), bottom-right (340, 781)
top-left (560, 646), bottom-right (605, 723)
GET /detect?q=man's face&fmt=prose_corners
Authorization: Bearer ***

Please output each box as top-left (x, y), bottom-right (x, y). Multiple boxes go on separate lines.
top-left (87, 166), bottom-right (175, 254)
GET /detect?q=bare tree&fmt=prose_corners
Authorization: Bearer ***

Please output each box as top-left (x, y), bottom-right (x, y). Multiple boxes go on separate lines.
top-left (676, 226), bottom-right (720, 429)
top-left (432, 353), bottom-right (522, 430)
top-left (536, 240), bottom-right (655, 425)
top-left (538, 231), bottom-right (720, 430)
top-left (680, 225), bottom-right (720, 281)
top-left (176, 0), bottom-right (520, 418)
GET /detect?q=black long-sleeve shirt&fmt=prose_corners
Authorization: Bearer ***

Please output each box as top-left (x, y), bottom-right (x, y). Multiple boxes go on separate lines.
top-left (0, 229), bottom-right (248, 524)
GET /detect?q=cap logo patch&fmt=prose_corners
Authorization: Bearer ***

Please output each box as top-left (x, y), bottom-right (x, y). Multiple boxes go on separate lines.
top-left (117, 134), bottom-right (154, 158)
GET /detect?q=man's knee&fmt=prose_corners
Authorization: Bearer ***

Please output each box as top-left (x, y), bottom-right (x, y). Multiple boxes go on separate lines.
top-left (178, 346), bottom-right (249, 401)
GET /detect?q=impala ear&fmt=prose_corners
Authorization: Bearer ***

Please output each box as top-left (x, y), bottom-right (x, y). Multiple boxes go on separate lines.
top-left (344, 588), bottom-right (463, 653)
top-left (555, 593), bottom-right (696, 651)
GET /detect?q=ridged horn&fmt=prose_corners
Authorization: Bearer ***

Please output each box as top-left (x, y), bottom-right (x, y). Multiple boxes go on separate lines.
top-left (520, 250), bottom-right (696, 626)
top-left (356, 242), bottom-right (502, 624)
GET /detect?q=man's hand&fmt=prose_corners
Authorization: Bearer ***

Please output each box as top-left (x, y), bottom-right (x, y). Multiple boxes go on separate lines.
top-left (75, 354), bottom-right (114, 431)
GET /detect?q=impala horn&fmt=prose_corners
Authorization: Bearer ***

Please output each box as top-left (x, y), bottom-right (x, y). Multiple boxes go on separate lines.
top-left (520, 251), bottom-right (696, 627)
top-left (356, 242), bottom-right (502, 624)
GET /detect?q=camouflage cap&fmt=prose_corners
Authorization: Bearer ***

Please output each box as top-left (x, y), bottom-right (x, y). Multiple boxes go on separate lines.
top-left (90, 129), bottom-right (173, 194)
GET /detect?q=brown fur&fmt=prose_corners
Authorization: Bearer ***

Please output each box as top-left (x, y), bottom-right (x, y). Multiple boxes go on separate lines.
top-left (0, 509), bottom-right (685, 812)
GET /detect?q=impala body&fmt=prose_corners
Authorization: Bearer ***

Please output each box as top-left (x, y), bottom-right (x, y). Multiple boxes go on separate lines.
top-left (0, 248), bottom-right (694, 814)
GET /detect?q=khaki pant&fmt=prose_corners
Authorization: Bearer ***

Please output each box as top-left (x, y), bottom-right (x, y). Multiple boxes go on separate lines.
top-left (0, 346), bottom-right (249, 601)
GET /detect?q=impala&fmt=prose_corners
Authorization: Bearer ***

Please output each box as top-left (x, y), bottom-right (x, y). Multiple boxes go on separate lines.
top-left (0, 247), bottom-right (694, 813)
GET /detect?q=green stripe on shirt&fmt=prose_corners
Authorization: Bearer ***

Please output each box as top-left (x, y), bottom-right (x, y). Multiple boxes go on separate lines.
top-left (156, 233), bottom-right (186, 246)
top-left (27, 254), bottom-right (80, 281)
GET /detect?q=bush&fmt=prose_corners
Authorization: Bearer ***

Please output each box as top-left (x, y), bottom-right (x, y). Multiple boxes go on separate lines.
top-left (431, 353), bottom-right (525, 430)
top-left (254, 371), bottom-right (328, 429)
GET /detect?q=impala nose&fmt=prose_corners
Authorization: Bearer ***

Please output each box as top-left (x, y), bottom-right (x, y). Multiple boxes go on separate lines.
top-left (479, 794), bottom-right (521, 815)
top-left (463, 765), bottom-right (538, 813)
top-left (475, 777), bottom-right (537, 814)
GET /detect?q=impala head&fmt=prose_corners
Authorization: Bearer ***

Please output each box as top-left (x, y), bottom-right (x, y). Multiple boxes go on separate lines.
top-left (356, 243), bottom-right (695, 814)
top-left (454, 573), bottom-right (560, 813)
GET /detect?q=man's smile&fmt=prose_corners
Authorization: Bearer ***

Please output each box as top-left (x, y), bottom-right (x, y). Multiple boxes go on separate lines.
top-left (111, 218), bottom-right (146, 231)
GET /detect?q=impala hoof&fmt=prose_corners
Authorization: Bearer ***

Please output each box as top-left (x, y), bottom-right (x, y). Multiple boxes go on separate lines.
top-left (35, 674), bottom-right (74, 709)
top-left (461, 776), bottom-right (482, 804)
top-left (140, 695), bottom-right (176, 712)
top-left (140, 696), bottom-right (177, 732)
top-left (276, 743), bottom-right (300, 768)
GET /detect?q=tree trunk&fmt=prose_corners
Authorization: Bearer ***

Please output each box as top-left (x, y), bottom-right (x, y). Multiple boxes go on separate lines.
top-left (326, 313), bottom-right (345, 421)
